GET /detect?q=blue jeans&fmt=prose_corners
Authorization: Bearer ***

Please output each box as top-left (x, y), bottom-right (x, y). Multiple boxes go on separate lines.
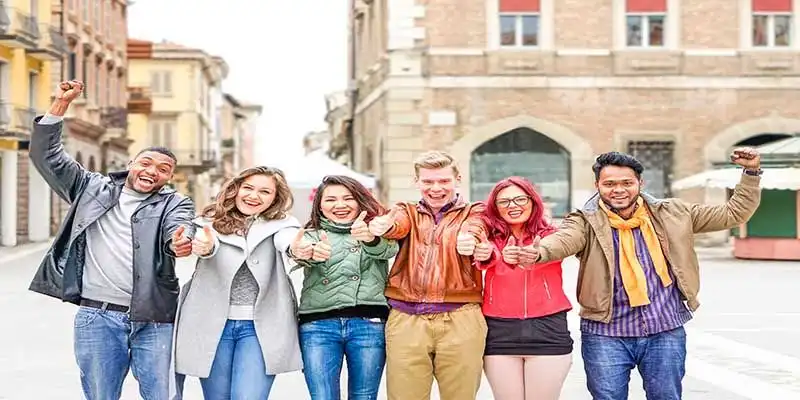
top-left (200, 319), bottom-right (275, 399)
top-left (73, 306), bottom-right (174, 400)
top-left (581, 326), bottom-right (687, 400)
top-left (300, 317), bottom-right (386, 400)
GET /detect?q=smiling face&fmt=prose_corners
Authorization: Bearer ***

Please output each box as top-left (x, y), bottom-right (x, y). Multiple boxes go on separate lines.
top-left (320, 184), bottom-right (360, 224)
top-left (495, 184), bottom-right (533, 226)
top-left (234, 174), bottom-right (277, 216)
top-left (415, 167), bottom-right (459, 211)
top-left (126, 151), bottom-right (175, 193)
top-left (596, 165), bottom-right (642, 212)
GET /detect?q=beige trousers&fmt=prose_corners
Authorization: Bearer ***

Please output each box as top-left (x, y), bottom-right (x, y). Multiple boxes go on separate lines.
top-left (385, 304), bottom-right (487, 400)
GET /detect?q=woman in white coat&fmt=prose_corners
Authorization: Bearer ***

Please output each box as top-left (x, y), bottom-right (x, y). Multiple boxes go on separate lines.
top-left (173, 166), bottom-right (302, 399)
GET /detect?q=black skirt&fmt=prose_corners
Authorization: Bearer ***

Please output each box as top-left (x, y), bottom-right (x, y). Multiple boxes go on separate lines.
top-left (484, 311), bottom-right (574, 356)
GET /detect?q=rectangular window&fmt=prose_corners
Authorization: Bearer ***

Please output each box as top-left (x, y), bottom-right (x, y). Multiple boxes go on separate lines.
top-left (627, 140), bottom-right (675, 198)
top-left (149, 71), bottom-right (172, 95)
top-left (28, 72), bottom-right (37, 108)
top-left (82, 0), bottom-right (88, 23)
top-left (67, 52), bottom-right (76, 79)
top-left (626, 0), bottom-right (666, 47)
top-left (499, 0), bottom-right (539, 47)
top-left (93, 0), bottom-right (100, 28)
top-left (94, 62), bottom-right (101, 103)
top-left (752, 0), bottom-right (792, 47)
top-left (81, 55), bottom-right (89, 98)
top-left (149, 120), bottom-right (175, 147)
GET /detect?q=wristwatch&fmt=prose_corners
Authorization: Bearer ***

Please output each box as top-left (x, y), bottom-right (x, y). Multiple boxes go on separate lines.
top-left (743, 168), bottom-right (763, 176)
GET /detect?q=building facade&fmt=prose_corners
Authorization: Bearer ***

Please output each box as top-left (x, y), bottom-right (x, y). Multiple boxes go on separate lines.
top-left (217, 93), bottom-right (262, 183)
top-left (0, 0), bottom-right (66, 246)
top-left (347, 0), bottom-right (800, 243)
top-left (49, 0), bottom-right (130, 236)
top-left (126, 39), bottom-right (228, 210)
top-left (324, 90), bottom-right (350, 164)
top-left (302, 130), bottom-right (331, 155)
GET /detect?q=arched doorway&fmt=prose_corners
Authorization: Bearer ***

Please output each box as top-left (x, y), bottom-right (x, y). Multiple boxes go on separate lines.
top-left (470, 127), bottom-right (571, 217)
top-left (734, 133), bottom-right (792, 148)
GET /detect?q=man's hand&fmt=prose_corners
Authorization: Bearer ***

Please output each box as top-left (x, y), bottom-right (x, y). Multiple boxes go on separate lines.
top-left (456, 232), bottom-right (477, 256)
top-left (191, 226), bottom-right (216, 257)
top-left (518, 235), bottom-right (541, 267)
top-left (473, 240), bottom-right (493, 262)
top-left (289, 228), bottom-right (313, 260)
top-left (502, 236), bottom-right (521, 264)
top-left (730, 147), bottom-right (761, 170)
top-left (350, 211), bottom-right (375, 242)
top-left (170, 226), bottom-right (192, 257)
top-left (311, 232), bottom-right (332, 262)
top-left (368, 208), bottom-right (399, 237)
top-left (56, 80), bottom-right (83, 103)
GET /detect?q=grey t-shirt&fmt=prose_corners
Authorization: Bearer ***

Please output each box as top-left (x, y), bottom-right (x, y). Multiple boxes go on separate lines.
top-left (230, 264), bottom-right (260, 306)
top-left (82, 187), bottom-right (150, 306)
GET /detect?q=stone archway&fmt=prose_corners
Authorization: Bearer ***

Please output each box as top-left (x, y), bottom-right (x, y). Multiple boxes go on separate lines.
top-left (704, 115), bottom-right (800, 166)
top-left (450, 115), bottom-right (595, 210)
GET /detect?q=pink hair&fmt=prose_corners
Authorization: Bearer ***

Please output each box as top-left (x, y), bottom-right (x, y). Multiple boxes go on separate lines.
top-left (481, 176), bottom-right (555, 241)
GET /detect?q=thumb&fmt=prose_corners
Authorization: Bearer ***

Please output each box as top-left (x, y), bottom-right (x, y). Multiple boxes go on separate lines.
top-left (507, 236), bottom-right (516, 247)
top-left (356, 211), bottom-right (367, 222)
top-left (203, 225), bottom-right (213, 238)
top-left (173, 225), bottom-right (185, 239)
top-left (319, 231), bottom-right (330, 243)
top-left (292, 228), bottom-right (306, 244)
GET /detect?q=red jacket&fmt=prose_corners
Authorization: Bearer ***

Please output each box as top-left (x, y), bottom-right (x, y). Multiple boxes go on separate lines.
top-left (476, 232), bottom-right (572, 319)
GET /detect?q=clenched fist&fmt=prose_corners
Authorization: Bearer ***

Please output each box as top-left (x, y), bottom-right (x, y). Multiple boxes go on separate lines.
top-left (368, 208), bottom-right (399, 237)
top-left (312, 232), bottom-right (332, 262)
top-left (456, 233), bottom-right (477, 256)
top-left (290, 228), bottom-right (314, 260)
top-left (192, 226), bottom-right (216, 257)
top-left (350, 211), bottom-right (375, 242)
top-left (473, 241), bottom-right (493, 262)
top-left (56, 80), bottom-right (83, 103)
top-left (502, 236), bottom-right (521, 265)
top-left (729, 147), bottom-right (761, 170)
top-left (518, 235), bottom-right (541, 267)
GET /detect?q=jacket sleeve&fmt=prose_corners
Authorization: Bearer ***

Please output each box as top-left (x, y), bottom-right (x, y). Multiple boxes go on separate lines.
top-left (274, 226), bottom-right (299, 254)
top-left (459, 202), bottom-right (487, 240)
top-left (361, 237), bottom-right (399, 260)
top-left (685, 173), bottom-right (762, 233)
top-left (537, 212), bottom-right (588, 263)
top-left (383, 203), bottom-right (413, 240)
top-left (162, 196), bottom-right (196, 256)
top-left (28, 116), bottom-right (95, 204)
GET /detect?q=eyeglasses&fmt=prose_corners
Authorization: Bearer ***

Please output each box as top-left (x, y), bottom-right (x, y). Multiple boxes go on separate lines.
top-left (496, 196), bottom-right (531, 208)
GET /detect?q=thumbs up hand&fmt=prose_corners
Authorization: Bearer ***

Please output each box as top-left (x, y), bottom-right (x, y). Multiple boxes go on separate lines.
top-left (192, 225), bottom-right (217, 257)
top-left (170, 225), bottom-right (192, 257)
top-left (518, 235), bottom-right (542, 267)
top-left (289, 228), bottom-right (314, 260)
top-left (456, 232), bottom-right (477, 256)
top-left (350, 211), bottom-right (375, 242)
top-left (312, 231), bottom-right (333, 262)
top-left (473, 240), bottom-right (493, 262)
top-left (369, 208), bottom-right (399, 237)
top-left (502, 236), bottom-right (521, 264)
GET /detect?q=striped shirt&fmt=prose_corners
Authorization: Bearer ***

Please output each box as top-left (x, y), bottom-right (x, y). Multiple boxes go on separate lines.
top-left (388, 196), bottom-right (468, 315)
top-left (580, 228), bottom-right (693, 337)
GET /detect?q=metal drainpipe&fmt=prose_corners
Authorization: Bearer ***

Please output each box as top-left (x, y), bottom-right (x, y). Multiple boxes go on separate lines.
top-left (346, 7), bottom-right (359, 169)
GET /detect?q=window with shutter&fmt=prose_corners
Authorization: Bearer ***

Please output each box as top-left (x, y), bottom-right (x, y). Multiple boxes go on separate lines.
top-left (498, 0), bottom-right (540, 47)
top-left (752, 0), bottom-right (792, 47)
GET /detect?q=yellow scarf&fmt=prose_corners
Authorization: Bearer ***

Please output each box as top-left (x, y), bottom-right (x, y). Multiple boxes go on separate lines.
top-left (599, 197), bottom-right (672, 307)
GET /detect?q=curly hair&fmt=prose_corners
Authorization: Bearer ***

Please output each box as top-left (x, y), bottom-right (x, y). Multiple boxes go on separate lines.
top-left (201, 166), bottom-right (294, 235)
top-left (305, 175), bottom-right (385, 229)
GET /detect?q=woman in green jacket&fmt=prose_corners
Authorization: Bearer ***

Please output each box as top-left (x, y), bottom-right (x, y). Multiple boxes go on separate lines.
top-left (289, 175), bottom-right (398, 400)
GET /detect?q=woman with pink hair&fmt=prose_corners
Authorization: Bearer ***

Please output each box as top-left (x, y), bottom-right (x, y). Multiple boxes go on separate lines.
top-left (474, 176), bottom-right (573, 400)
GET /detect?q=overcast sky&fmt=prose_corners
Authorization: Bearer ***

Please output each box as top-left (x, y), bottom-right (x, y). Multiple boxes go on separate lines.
top-left (127, 0), bottom-right (348, 165)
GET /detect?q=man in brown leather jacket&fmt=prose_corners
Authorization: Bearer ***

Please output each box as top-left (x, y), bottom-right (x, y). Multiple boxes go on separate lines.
top-left (532, 149), bottom-right (762, 400)
top-left (369, 150), bottom-right (486, 400)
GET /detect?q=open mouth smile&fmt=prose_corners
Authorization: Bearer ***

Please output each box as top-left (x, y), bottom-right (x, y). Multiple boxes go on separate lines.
top-left (243, 199), bottom-right (261, 207)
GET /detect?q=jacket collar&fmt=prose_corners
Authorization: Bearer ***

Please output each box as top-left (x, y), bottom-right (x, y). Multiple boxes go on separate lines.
top-left (194, 215), bottom-right (301, 251)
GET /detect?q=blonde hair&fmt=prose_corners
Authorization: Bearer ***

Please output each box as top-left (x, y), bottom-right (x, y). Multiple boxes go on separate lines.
top-left (413, 150), bottom-right (460, 177)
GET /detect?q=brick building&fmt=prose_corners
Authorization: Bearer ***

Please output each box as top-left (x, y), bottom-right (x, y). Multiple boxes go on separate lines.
top-left (342, 0), bottom-right (800, 243)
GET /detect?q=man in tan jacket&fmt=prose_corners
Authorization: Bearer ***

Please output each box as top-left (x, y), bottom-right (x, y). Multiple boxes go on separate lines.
top-left (531, 148), bottom-right (762, 400)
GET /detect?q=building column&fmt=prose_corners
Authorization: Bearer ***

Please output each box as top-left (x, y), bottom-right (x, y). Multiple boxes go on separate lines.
top-left (1, 150), bottom-right (18, 246)
top-left (27, 158), bottom-right (51, 241)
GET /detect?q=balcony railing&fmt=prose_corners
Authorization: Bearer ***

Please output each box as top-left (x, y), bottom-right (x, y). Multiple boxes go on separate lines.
top-left (127, 86), bottom-right (152, 114)
top-left (174, 149), bottom-right (218, 168)
top-left (220, 138), bottom-right (235, 148)
top-left (14, 106), bottom-right (36, 131)
top-left (0, 7), bottom-right (40, 45)
top-left (0, 102), bottom-right (11, 130)
top-left (27, 25), bottom-right (68, 60)
top-left (100, 107), bottom-right (128, 129)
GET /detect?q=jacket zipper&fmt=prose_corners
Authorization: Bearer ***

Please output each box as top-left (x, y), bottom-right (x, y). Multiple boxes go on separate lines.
top-left (543, 276), bottom-right (552, 300)
top-left (488, 274), bottom-right (495, 304)
top-left (523, 271), bottom-right (528, 318)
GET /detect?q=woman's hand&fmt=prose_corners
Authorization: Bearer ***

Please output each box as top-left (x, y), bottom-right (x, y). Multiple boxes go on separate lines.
top-left (311, 232), bottom-right (332, 262)
top-left (501, 236), bottom-right (521, 264)
top-left (191, 226), bottom-right (216, 257)
top-left (289, 228), bottom-right (313, 260)
top-left (350, 211), bottom-right (375, 242)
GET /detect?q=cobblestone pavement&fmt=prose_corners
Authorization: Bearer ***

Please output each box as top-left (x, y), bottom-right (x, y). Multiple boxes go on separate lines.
top-left (1, 243), bottom-right (798, 399)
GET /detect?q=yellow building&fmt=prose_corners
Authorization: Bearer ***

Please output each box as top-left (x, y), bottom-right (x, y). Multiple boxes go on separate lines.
top-left (126, 39), bottom-right (228, 211)
top-left (0, 0), bottom-right (66, 246)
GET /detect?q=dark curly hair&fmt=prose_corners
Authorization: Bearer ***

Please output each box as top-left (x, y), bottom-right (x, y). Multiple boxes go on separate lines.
top-left (201, 166), bottom-right (294, 235)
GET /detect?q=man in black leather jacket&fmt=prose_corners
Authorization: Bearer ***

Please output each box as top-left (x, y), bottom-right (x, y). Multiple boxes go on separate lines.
top-left (28, 80), bottom-right (196, 400)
